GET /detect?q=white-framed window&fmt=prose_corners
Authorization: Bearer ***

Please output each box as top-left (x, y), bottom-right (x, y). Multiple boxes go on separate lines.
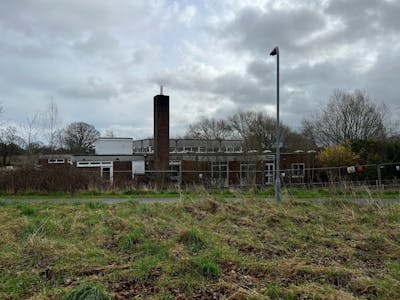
top-left (77, 161), bottom-right (112, 167)
top-left (291, 163), bottom-right (305, 177)
top-left (48, 159), bottom-right (65, 164)
top-left (132, 160), bottom-right (145, 175)
top-left (265, 163), bottom-right (274, 185)
top-left (234, 146), bottom-right (243, 153)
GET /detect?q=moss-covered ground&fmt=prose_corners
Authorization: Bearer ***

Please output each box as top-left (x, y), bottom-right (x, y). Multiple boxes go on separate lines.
top-left (0, 197), bottom-right (399, 299)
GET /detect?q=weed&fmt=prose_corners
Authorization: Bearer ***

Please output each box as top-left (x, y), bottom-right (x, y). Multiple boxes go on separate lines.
top-left (0, 273), bottom-right (41, 299)
top-left (192, 256), bottom-right (221, 279)
top-left (264, 284), bottom-right (293, 299)
top-left (63, 284), bottom-right (110, 300)
top-left (177, 228), bottom-right (206, 252)
top-left (118, 226), bottom-right (146, 251)
top-left (15, 203), bottom-right (36, 216)
top-left (85, 201), bottom-right (106, 209)
top-left (159, 294), bottom-right (173, 300)
top-left (387, 206), bottom-right (400, 223)
top-left (140, 240), bottom-right (170, 259)
top-left (132, 256), bottom-right (159, 282)
top-left (387, 260), bottom-right (400, 280)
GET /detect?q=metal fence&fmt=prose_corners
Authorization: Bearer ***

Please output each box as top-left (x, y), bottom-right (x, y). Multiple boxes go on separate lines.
top-left (1, 162), bottom-right (399, 192)
top-left (106, 162), bottom-right (400, 189)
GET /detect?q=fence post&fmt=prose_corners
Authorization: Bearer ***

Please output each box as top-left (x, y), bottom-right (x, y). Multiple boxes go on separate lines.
top-left (377, 164), bottom-right (382, 189)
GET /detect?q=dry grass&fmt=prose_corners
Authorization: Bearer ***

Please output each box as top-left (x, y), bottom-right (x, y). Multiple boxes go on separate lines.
top-left (0, 197), bottom-right (399, 299)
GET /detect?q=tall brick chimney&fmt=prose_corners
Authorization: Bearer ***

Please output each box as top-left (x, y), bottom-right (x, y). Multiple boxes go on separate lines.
top-left (154, 89), bottom-right (169, 177)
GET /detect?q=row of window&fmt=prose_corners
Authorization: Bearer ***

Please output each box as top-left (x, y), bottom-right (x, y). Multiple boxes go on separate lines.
top-left (133, 146), bottom-right (243, 154)
top-left (210, 162), bottom-right (305, 178)
top-left (48, 159), bottom-right (72, 164)
top-left (52, 159), bottom-right (305, 178)
top-left (76, 161), bottom-right (113, 167)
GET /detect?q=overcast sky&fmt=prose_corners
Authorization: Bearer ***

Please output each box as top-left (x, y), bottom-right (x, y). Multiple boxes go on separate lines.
top-left (1, 0), bottom-right (399, 142)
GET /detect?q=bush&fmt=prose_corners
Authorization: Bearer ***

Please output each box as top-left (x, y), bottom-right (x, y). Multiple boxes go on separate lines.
top-left (0, 166), bottom-right (101, 194)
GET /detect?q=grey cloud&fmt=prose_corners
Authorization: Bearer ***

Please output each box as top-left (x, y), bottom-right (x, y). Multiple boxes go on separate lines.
top-left (73, 31), bottom-right (121, 60)
top-left (324, 0), bottom-right (400, 40)
top-left (0, 1), bottom-right (152, 40)
top-left (58, 77), bottom-right (118, 100)
top-left (247, 59), bottom-right (277, 83)
top-left (221, 0), bottom-right (400, 62)
top-left (362, 49), bottom-right (400, 107)
top-left (223, 6), bottom-right (326, 55)
top-left (1, 0), bottom-right (399, 139)
top-left (152, 66), bottom-right (275, 108)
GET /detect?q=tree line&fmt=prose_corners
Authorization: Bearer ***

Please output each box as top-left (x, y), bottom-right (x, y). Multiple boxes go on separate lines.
top-left (185, 89), bottom-right (399, 167)
top-left (0, 100), bottom-right (100, 166)
top-left (1, 89), bottom-right (399, 168)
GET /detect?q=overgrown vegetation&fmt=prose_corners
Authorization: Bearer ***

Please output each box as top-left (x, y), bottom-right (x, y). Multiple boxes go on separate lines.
top-left (1, 184), bottom-right (400, 200)
top-left (0, 196), bottom-right (399, 299)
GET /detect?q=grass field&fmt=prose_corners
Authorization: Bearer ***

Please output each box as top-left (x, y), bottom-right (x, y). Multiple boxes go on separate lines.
top-left (1, 186), bottom-right (400, 199)
top-left (0, 197), bottom-right (399, 299)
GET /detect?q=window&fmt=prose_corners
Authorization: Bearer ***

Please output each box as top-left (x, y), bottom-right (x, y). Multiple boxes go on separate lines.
top-left (133, 161), bottom-right (145, 175)
top-left (102, 167), bottom-right (111, 180)
top-left (225, 146), bottom-right (235, 153)
top-left (240, 162), bottom-right (256, 185)
top-left (48, 159), bottom-right (65, 164)
top-left (234, 146), bottom-right (243, 153)
top-left (212, 162), bottom-right (228, 179)
top-left (265, 163), bottom-right (274, 184)
top-left (212, 162), bottom-right (228, 187)
top-left (291, 163), bottom-right (305, 177)
top-left (77, 161), bottom-right (112, 168)
top-left (169, 161), bottom-right (181, 184)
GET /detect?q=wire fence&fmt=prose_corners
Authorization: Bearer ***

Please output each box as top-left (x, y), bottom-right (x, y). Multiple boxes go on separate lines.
top-left (89, 161), bottom-right (400, 189)
top-left (1, 162), bottom-right (400, 192)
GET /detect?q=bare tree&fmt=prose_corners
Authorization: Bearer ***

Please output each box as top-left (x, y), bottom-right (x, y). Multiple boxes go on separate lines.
top-left (21, 112), bottom-right (41, 153)
top-left (43, 98), bottom-right (61, 150)
top-left (229, 111), bottom-right (275, 150)
top-left (185, 110), bottom-right (315, 152)
top-left (303, 90), bottom-right (387, 146)
top-left (229, 111), bottom-right (313, 151)
top-left (185, 117), bottom-right (233, 140)
top-left (0, 126), bottom-right (25, 166)
top-left (62, 122), bottom-right (100, 153)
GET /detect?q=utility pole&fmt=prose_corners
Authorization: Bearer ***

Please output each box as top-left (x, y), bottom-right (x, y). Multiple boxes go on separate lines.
top-left (270, 46), bottom-right (281, 201)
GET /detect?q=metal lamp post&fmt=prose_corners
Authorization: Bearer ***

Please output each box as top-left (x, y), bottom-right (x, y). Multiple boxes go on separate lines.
top-left (270, 46), bottom-right (281, 201)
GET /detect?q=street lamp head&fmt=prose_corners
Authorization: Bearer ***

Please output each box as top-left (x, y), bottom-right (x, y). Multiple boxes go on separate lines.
top-left (270, 47), bottom-right (279, 56)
